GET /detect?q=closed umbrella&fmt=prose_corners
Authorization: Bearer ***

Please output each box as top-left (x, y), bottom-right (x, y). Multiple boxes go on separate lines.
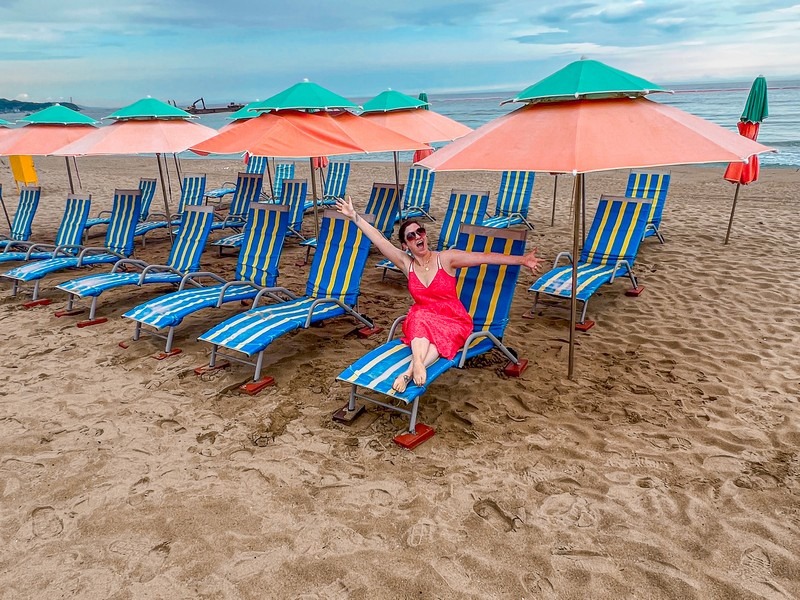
top-left (0, 104), bottom-right (99, 193)
top-left (55, 98), bottom-right (216, 241)
top-left (420, 59), bottom-right (773, 378)
top-left (722, 76), bottom-right (769, 244)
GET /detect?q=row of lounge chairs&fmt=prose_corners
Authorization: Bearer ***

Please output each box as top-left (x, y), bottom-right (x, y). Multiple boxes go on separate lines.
top-left (0, 168), bottom-right (671, 448)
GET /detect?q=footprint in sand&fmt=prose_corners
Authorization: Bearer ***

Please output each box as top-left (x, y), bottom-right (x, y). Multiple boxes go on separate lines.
top-left (520, 572), bottom-right (557, 599)
top-left (406, 519), bottom-right (435, 547)
top-left (131, 541), bottom-right (171, 583)
top-left (740, 545), bottom-right (772, 582)
top-left (295, 579), bottom-right (351, 600)
top-left (31, 506), bottom-right (63, 538)
top-left (472, 498), bottom-right (518, 532)
top-left (432, 556), bottom-right (472, 593)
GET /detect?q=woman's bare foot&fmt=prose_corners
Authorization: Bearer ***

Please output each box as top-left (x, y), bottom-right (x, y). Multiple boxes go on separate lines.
top-left (392, 373), bottom-right (412, 393)
top-left (412, 359), bottom-right (427, 386)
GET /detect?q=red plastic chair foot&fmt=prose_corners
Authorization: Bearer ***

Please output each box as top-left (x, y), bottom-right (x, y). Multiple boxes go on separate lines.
top-left (504, 358), bottom-right (529, 377)
top-left (54, 308), bottom-right (85, 317)
top-left (23, 299), bottom-right (52, 309)
top-left (194, 361), bottom-right (230, 376)
top-left (575, 320), bottom-right (595, 332)
top-left (152, 349), bottom-right (182, 360)
top-left (77, 317), bottom-right (108, 328)
top-left (239, 376), bottom-right (275, 395)
top-left (393, 423), bottom-right (435, 450)
top-left (625, 286), bottom-right (645, 297)
top-left (357, 326), bottom-right (383, 339)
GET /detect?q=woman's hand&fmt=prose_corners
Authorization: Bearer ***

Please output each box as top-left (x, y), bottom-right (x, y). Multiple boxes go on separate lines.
top-left (335, 196), bottom-right (357, 221)
top-left (522, 248), bottom-right (545, 274)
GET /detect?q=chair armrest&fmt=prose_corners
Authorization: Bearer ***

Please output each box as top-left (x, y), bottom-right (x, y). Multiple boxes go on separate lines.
top-left (111, 258), bottom-right (148, 273)
top-left (252, 286), bottom-right (296, 308)
top-left (387, 315), bottom-right (407, 341)
top-left (178, 271), bottom-right (227, 290)
top-left (553, 251), bottom-right (573, 268)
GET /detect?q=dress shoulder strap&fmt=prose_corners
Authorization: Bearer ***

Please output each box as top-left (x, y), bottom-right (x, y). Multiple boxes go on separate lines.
top-left (436, 253), bottom-right (443, 269)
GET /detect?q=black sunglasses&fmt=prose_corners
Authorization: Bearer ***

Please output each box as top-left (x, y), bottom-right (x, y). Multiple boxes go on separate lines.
top-left (405, 227), bottom-right (426, 242)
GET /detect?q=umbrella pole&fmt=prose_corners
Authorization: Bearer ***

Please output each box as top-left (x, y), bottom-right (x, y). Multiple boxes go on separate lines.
top-left (0, 190), bottom-right (11, 230)
top-left (64, 157), bottom-right (75, 194)
top-left (393, 151), bottom-right (402, 208)
top-left (72, 157), bottom-right (82, 191)
top-left (156, 153), bottom-right (174, 243)
top-left (568, 173), bottom-right (583, 380)
top-left (551, 174), bottom-right (558, 226)
top-left (724, 183), bottom-right (742, 245)
top-left (581, 176), bottom-right (587, 244)
top-left (172, 153), bottom-right (182, 184)
top-left (309, 158), bottom-right (320, 241)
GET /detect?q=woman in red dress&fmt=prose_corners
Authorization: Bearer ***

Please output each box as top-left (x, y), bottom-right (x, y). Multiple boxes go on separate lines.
top-left (337, 196), bottom-right (543, 393)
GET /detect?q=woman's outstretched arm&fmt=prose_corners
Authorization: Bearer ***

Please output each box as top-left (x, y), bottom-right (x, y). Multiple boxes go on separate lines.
top-left (335, 197), bottom-right (411, 272)
top-left (442, 247), bottom-right (545, 275)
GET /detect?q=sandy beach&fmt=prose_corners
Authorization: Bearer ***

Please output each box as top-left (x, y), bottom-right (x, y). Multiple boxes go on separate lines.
top-left (0, 155), bottom-right (798, 599)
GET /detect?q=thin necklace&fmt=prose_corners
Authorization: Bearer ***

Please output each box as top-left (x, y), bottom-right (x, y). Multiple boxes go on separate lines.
top-left (417, 252), bottom-right (433, 272)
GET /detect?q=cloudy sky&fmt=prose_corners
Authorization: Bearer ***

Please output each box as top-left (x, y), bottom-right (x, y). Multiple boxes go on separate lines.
top-left (1, 0), bottom-right (798, 107)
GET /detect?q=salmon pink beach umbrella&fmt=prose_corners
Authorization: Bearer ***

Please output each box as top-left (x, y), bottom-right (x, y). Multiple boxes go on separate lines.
top-left (361, 89), bottom-right (472, 167)
top-left (55, 98), bottom-right (217, 237)
top-left (722, 75), bottom-right (769, 244)
top-left (420, 60), bottom-right (774, 378)
top-left (0, 104), bottom-right (99, 193)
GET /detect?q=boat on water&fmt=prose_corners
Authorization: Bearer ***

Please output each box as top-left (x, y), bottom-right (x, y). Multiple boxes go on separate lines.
top-left (169, 98), bottom-right (244, 114)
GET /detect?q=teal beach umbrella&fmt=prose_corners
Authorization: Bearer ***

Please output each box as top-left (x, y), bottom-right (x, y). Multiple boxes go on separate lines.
top-left (361, 89), bottom-right (427, 113)
top-left (507, 58), bottom-right (668, 104)
top-left (248, 80), bottom-right (359, 113)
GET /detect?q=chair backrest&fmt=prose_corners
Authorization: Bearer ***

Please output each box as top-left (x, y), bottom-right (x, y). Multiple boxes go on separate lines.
top-left (625, 170), bottom-right (670, 228)
top-left (438, 189), bottom-right (490, 251)
top-left (8, 185), bottom-right (41, 241)
top-left (165, 205), bottom-right (215, 272)
top-left (246, 155), bottom-right (268, 175)
top-left (322, 161), bottom-right (351, 199)
top-left (54, 194), bottom-right (92, 247)
top-left (228, 172), bottom-right (264, 219)
top-left (495, 171), bottom-right (535, 218)
top-left (454, 224), bottom-right (527, 339)
top-left (281, 178), bottom-right (308, 233)
top-left (234, 204), bottom-right (290, 288)
top-left (402, 167), bottom-right (435, 211)
top-left (305, 210), bottom-right (373, 304)
top-left (580, 195), bottom-right (652, 266)
top-left (273, 162), bottom-right (296, 200)
top-left (104, 189), bottom-right (143, 256)
top-left (364, 182), bottom-right (404, 239)
top-left (177, 173), bottom-right (207, 214)
top-left (138, 178), bottom-right (158, 221)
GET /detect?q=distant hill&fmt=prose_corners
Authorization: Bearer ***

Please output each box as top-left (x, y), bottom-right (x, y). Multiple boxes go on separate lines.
top-left (0, 98), bottom-right (81, 114)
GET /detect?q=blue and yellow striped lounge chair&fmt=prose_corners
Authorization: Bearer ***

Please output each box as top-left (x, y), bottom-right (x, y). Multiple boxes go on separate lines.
top-left (304, 160), bottom-right (351, 211)
top-left (204, 155), bottom-right (268, 203)
top-left (135, 173), bottom-right (207, 246)
top-left (378, 188), bottom-right (490, 280)
top-left (210, 172), bottom-right (263, 233)
top-left (625, 170), bottom-right (671, 243)
top-left (336, 224), bottom-right (529, 449)
top-left (366, 182), bottom-right (404, 239)
top-left (482, 170), bottom-right (536, 230)
top-left (267, 162), bottom-right (296, 202)
top-left (83, 178), bottom-right (156, 236)
top-left (0, 194), bottom-right (91, 265)
top-left (0, 186), bottom-right (41, 250)
top-left (527, 195), bottom-right (651, 330)
top-left (299, 182), bottom-right (403, 261)
top-left (2, 189), bottom-right (142, 305)
top-left (54, 205), bottom-right (215, 327)
top-left (123, 204), bottom-right (292, 358)
top-left (213, 178), bottom-right (307, 253)
top-left (398, 167), bottom-right (436, 222)
top-left (195, 210), bottom-right (378, 394)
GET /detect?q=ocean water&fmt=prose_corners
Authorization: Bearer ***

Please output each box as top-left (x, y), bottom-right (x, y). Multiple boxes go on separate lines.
top-left (7, 81), bottom-right (799, 167)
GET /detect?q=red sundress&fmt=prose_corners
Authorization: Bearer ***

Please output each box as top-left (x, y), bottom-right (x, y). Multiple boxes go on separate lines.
top-left (401, 257), bottom-right (473, 360)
